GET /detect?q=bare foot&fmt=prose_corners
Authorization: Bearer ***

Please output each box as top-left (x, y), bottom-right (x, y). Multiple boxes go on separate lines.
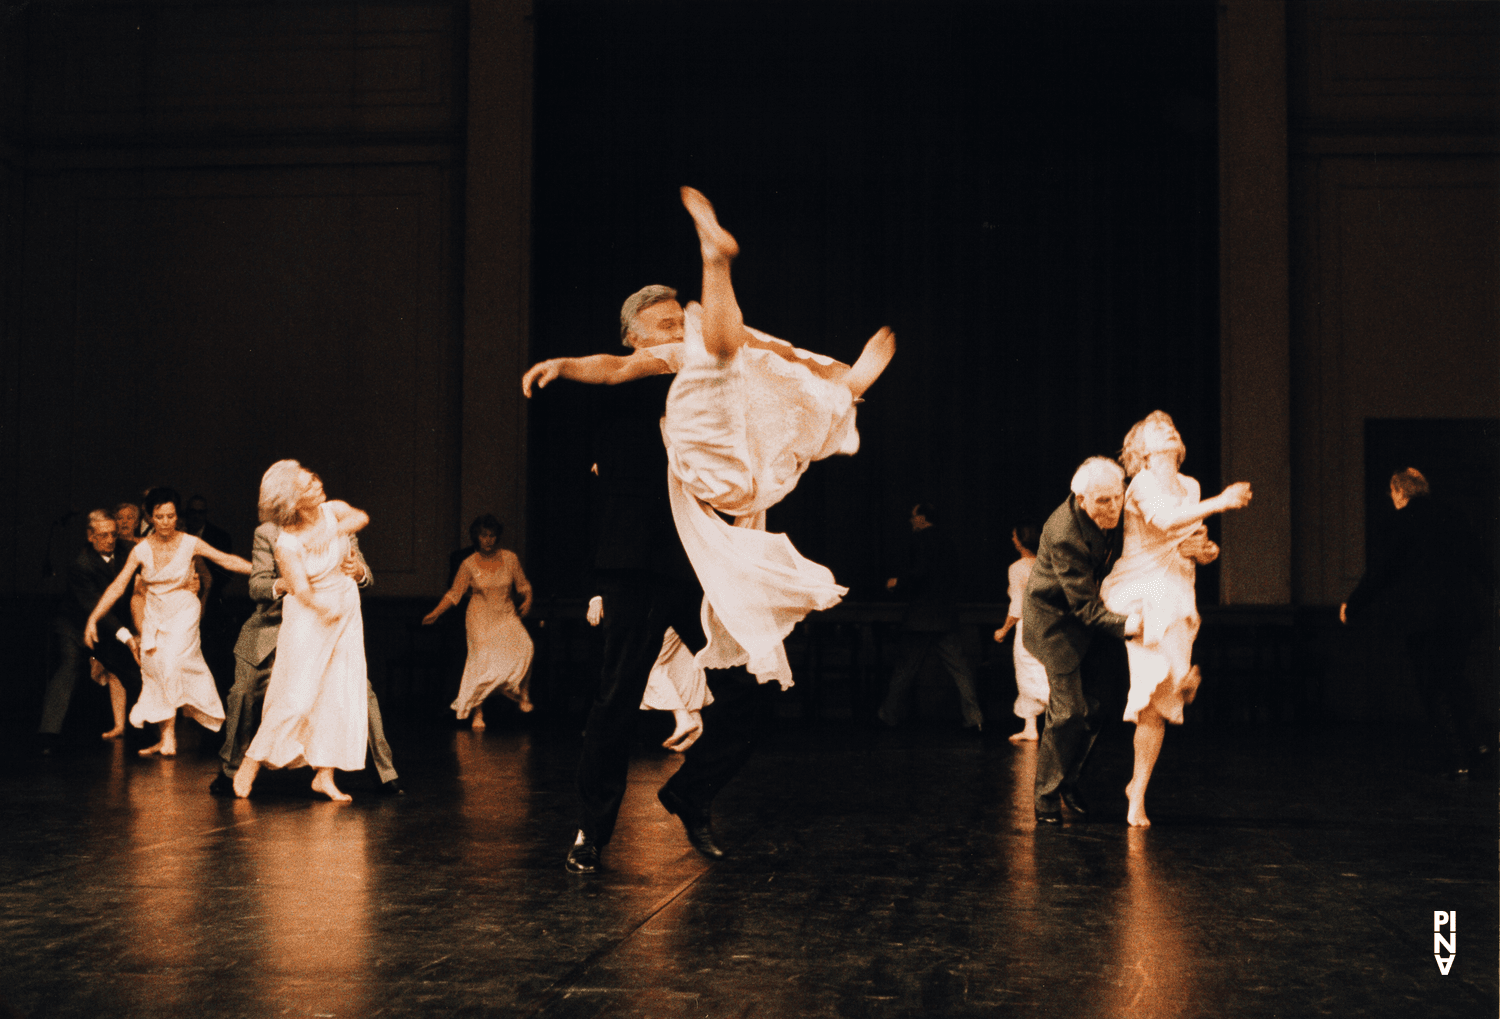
top-left (1181, 664), bottom-right (1202, 704)
top-left (844, 326), bottom-right (896, 399)
top-left (471, 709), bottom-right (486, 732)
top-left (1008, 731), bottom-right (1037, 744)
top-left (311, 769), bottom-right (351, 803)
top-left (1125, 783), bottom-right (1151, 828)
top-left (138, 741), bottom-right (165, 757)
top-left (680, 187), bottom-right (739, 263)
top-left (100, 726), bottom-right (124, 741)
top-left (234, 759), bottom-right (260, 799)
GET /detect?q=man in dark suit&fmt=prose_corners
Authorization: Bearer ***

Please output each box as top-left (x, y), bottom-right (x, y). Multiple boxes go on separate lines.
top-left (524, 284), bottom-right (767, 874)
top-left (1023, 457), bottom-right (1142, 825)
top-left (38, 510), bottom-right (144, 746)
top-left (208, 522), bottom-right (402, 796)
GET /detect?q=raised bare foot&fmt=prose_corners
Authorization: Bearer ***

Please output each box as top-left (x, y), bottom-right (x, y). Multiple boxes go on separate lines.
top-left (680, 187), bottom-right (739, 263)
top-left (1008, 730), bottom-right (1037, 744)
top-left (311, 769), bottom-right (352, 803)
top-left (233, 759), bottom-right (260, 799)
top-left (100, 727), bottom-right (124, 740)
top-left (1125, 783), bottom-right (1151, 828)
top-left (471, 709), bottom-right (486, 731)
top-left (844, 326), bottom-right (896, 399)
top-left (138, 741), bottom-right (165, 757)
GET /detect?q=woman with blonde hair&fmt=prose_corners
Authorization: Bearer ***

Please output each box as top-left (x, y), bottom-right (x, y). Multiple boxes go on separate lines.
top-left (1100, 411), bottom-right (1252, 826)
top-left (85, 488), bottom-right (251, 756)
top-left (233, 460), bottom-right (371, 802)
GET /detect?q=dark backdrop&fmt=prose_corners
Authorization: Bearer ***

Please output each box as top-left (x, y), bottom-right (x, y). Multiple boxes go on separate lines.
top-left (528, 0), bottom-right (1220, 602)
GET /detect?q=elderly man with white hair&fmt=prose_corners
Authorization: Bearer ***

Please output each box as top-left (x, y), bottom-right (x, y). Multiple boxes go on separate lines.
top-left (1023, 456), bottom-right (1142, 825)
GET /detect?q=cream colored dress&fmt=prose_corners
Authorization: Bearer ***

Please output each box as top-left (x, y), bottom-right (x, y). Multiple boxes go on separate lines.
top-left (644, 303), bottom-right (858, 690)
top-left (1100, 471), bottom-right (1204, 725)
top-left (448, 551), bottom-right (534, 717)
top-left (129, 536), bottom-right (224, 731)
top-left (1007, 557), bottom-right (1049, 720)
top-left (246, 504), bottom-right (368, 771)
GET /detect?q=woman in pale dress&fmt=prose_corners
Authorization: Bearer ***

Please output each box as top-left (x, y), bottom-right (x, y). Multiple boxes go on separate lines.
top-left (233, 461), bottom-right (371, 802)
top-left (1100, 411), bottom-right (1252, 826)
top-left (523, 187), bottom-right (896, 690)
top-left (85, 488), bottom-right (251, 756)
top-left (422, 514), bottom-right (535, 728)
top-left (993, 524), bottom-right (1048, 743)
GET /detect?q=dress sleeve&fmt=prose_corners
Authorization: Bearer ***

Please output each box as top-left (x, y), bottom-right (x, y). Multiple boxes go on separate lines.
top-left (1006, 560), bottom-right (1027, 619)
top-left (446, 557), bottom-right (472, 601)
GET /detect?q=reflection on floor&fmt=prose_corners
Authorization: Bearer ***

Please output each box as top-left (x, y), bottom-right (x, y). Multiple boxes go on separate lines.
top-left (1, 716), bottom-right (1494, 1018)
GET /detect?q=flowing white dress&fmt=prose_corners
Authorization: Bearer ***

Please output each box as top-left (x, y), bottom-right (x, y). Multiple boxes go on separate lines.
top-left (448, 551), bottom-right (534, 718)
top-left (1100, 471), bottom-right (1204, 725)
top-left (640, 627), bottom-right (713, 713)
top-left (129, 536), bottom-right (224, 730)
top-left (246, 504), bottom-right (368, 771)
top-left (1007, 557), bottom-right (1049, 720)
top-left (644, 303), bottom-right (858, 689)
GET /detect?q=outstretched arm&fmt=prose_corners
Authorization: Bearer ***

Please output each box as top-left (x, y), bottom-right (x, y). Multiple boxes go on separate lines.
top-left (85, 547), bottom-right (143, 647)
top-left (1140, 481), bottom-right (1253, 531)
top-left (522, 351), bottom-right (669, 396)
top-left (189, 538), bottom-right (252, 576)
top-left (422, 562), bottom-right (470, 625)
top-left (324, 499), bottom-right (370, 537)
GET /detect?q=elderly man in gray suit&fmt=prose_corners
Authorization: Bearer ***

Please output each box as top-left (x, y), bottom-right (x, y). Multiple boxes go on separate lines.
top-left (208, 522), bottom-right (402, 796)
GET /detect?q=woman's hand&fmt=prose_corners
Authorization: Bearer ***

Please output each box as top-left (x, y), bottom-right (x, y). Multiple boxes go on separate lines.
top-left (83, 619), bottom-right (99, 649)
top-left (1217, 481), bottom-right (1253, 511)
top-left (522, 359), bottom-right (563, 397)
top-left (421, 609), bottom-right (442, 626)
top-left (663, 709), bottom-right (703, 752)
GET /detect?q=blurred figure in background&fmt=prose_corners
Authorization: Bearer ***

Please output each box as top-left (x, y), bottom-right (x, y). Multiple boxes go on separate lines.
top-left (994, 524), bottom-right (1047, 743)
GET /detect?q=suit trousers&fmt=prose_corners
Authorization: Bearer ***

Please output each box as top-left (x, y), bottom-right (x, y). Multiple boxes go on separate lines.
top-left (1033, 639), bottom-right (1124, 811)
top-left (219, 650), bottom-right (398, 782)
top-left (577, 569), bottom-right (764, 847)
top-left (879, 630), bottom-right (983, 728)
top-left (39, 625), bottom-right (142, 735)
top-left (1406, 629), bottom-right (1482, 771)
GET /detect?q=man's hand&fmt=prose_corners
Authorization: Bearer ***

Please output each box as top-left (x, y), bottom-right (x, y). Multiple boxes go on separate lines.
top-left (127, 636), bottom-right (141, 665)
top-left (184, 566), bottom-right (200, 595)
top-left (340, 554), bottom-right (365, 583)
top-left (271, 578), bottom-right (288, 599)
top-left (1339, 602), bottom-right (1348, 625)
top-left (522, 359), bottom-right (563, 397)
top-left (586, 596), bottom-right (603, 627)
top-left (1179, 528), bottom-right (1219, 565)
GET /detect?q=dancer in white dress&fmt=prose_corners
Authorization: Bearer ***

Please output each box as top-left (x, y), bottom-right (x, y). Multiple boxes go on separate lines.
top-left (586, 592), bottom-right (712, 753)
top-left (85, 488), bottom-right (251, 756)
top-left (233, 462), bottom-right (371, 802)
top-left (523, 187), bottom-right (895, 690)
top-left (993, 525), bottom-right (1048, 743)
top-left (1100, 411), bottom-right (1252, 826)
top-left (422, 514), bottom-right (535, 728)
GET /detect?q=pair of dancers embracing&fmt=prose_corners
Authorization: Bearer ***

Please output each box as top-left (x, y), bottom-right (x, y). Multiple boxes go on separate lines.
top-left (525, 187), bottom-right (895, 701)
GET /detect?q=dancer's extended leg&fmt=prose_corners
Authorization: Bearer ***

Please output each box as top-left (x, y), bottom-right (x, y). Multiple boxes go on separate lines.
top-left (845, 326), bottom-right (896, 399)
top-left (1126, 705), bottom-right (1166, 827)
top-left (680, 187), bottom-right (748, 361)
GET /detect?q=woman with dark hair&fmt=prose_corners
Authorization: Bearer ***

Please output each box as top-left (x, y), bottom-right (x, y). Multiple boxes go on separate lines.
top-left (423, 514), bottom-right (535, 728)
top-left (994, 524), bottom-right (1048, 743)
top-left (85, 487), bottom-right (251, 756)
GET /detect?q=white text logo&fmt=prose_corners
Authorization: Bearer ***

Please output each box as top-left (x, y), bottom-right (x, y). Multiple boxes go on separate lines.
top-left (1434, 911), bottom-right (1456, 975)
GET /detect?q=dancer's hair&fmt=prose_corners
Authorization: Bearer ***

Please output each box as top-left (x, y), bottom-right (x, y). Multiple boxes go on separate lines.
top-left (1390, 467), bottom-right (1430, 499)
top-left (87, 509), bottom-right (116, 533)
top-left (1119, 410), bottom-right (1185, 477)
top-left (619, 284), bottom-right (678, 347)
top-left (469, 513), bottom-right (504, 546)
top-left (258, 460), bottom-right (307, 527)
top-left (143, 487), bottom-right (182, 518)
top-left (1070, 457), bottom-right (1125, 497)
top-left (1014, 523), bottom-right (1040, 553)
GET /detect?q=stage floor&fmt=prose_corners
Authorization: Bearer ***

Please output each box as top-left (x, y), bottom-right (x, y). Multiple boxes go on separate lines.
top-left (1, 716), bottom-right (1494, 1018)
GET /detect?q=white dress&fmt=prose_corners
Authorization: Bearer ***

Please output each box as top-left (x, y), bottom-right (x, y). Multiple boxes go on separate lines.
top-left (448, 551), bottom-right (534, 718)
top-left (246, 504), bottom-right (368, 771)
top-left (645, 303), bottom-right (859, 689)
top-left (129, 536), bottom-right (224, 731)
top-left (640, 627), bottom-right (713, 713)
top-left (1100, 471), bottom-right (1204, 725)
top-left (1007, 557), bottom-right (1049, 720)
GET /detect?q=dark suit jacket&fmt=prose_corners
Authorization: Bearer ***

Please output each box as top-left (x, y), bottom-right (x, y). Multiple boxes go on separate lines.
top-left (897, 526), bottom-right (961, 632)
top-left (1346, 494), bottom-right (1485, 636)
top-left (56, 544), bottom-right (132, 639)
top-left (1021, 494), bottom-right (1129, 673)
top-left (591, 374), bottom-right (694, 580)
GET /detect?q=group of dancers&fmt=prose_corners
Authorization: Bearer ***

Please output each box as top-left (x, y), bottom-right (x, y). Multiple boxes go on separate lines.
top-left (55, 186), bottom-right (1248, 854)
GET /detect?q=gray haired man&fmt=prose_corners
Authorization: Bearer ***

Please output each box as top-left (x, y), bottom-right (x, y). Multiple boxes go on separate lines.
top-left (208, 523), bottom-right (401, 796)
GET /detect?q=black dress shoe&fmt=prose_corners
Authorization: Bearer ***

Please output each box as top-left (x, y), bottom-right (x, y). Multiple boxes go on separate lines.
top-left (566, 835), bottom-right (601, 874)
top-left (1060, 789), bottom-right (1089, 818)
top-left (379, 779), bottom-right (405, 796)
top-left (1034, 809), bottom-right (1063, 826)
top-left (658, 785), bottom-right (725, 859)
top-left (208, 773), bottom-right (234, 797)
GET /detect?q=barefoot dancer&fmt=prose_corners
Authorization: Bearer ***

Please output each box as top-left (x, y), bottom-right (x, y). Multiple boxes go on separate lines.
top-left (1101, 412), bottom-right (1251, 827)
top-left (234, 462), bottom-right (371, 802)
top-left (422, 514), bottom-right (535, 728)
top-left (994, 524), bottom-right (1047, 743)
top-left (85, 490), bottom-right (250, 756)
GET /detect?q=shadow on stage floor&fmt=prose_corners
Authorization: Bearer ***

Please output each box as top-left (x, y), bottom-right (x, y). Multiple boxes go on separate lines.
top-left (1, 712), bottom-right (1494, 1018)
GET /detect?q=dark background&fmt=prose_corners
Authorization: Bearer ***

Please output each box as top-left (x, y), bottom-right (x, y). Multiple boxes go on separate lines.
top-left (528, 0), bottom-right (1219, 602)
